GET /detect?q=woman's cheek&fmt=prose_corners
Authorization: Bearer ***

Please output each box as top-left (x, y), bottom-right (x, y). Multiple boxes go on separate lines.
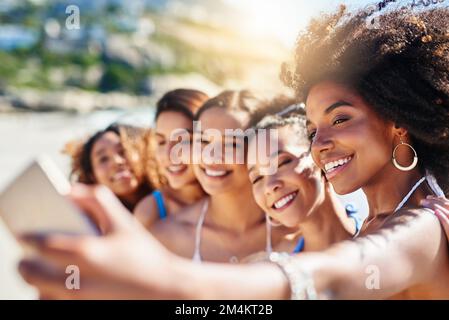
top-left (237, 165), bottom-right (252, 186)
top-left (154, 147), bottom-right (164, 165)
top-left (94, 170), bottom-right (109, 187)
top-left (253, 184), bottom-right (267, 211)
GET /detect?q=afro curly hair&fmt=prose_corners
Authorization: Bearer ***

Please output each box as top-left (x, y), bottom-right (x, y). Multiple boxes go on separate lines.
top-left (281, 4), bottom-right (449, 195)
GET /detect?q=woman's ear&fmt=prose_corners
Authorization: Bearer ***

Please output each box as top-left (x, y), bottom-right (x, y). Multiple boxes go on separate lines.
top-left (392, 125), bottom-right (410, 143)
top-left (393, 125), bottom-right (408, 137)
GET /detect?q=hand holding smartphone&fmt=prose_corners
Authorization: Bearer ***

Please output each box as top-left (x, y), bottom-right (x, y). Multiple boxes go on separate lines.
top-left (0, 155), bottom-right (99, 238)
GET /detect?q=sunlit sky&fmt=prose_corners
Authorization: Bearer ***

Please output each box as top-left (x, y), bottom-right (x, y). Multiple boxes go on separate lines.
top-left (221, 0), bottom-right (384, 47)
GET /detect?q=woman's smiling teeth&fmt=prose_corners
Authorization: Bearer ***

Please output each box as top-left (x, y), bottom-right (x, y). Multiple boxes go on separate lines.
top-left (272, 191), bottom-right (298, 210)
top-left (324, 156), bottom-right (352, 173)
top-left (112, 170), bottom-right (132, 182)
top-left (167, 165), bottom-right (186, 173)
top-left (205, 168), bottom-right (228, 177)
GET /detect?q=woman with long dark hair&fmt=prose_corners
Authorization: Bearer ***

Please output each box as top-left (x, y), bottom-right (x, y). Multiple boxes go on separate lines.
top-left (134, 89), bottom-right (208, 228)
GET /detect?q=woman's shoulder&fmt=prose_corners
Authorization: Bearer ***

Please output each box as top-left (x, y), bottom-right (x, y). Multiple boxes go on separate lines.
top-left (150, 214), bottom-right (197, 258)
top-left (151, 199), bottom-right (206, 232)
top-left (378, 206), bottom-right (441, 238)
top-left (360, 206), bottom-right (439, 236)
top-left (392, 206), bottom-right (436, 220)
top-left (170, 198), bottom-right (207, 222)
top-left (134, 193), bottom-right (159, 229)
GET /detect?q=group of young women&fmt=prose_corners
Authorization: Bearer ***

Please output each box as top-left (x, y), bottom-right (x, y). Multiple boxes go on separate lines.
top-left (18, 4), bottom-right (449, 299)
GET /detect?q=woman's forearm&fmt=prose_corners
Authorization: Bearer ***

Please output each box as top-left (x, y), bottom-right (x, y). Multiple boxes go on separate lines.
top-left (308, 209), bottom-right (447, 299)
top-left (168, 257), bottom-right (290, 299)
top-left (153, 209), bottom-right (447, 300)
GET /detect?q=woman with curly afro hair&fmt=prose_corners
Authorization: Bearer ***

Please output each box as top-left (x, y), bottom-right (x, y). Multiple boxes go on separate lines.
top-left (18, 4), bottom-right (449, 300)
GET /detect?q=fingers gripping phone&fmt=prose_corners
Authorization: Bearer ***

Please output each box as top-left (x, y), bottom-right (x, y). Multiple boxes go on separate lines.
top-left (0, 156), bottom-right (99, 237)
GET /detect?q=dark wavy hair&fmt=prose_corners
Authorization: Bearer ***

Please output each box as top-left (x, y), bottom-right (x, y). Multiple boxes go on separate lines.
top-left (148, 89), bottom-right (209, 188)
top-left (248, 95), bottom-right (309, 149)
top-left (281, 4), bottom-right (449, 195)
top-left (195, 90), bottom-right (263, 129)
top-left (67, 124), bottom-right (120, 184)
top-left (155, 88), bottom-right (209, 121)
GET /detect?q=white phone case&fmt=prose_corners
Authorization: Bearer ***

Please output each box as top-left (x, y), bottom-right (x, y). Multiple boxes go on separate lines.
top-left (0, 155), bottom-right (99, 236)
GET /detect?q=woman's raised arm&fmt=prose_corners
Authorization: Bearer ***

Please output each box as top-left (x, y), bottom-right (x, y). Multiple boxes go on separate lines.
top-left (18, 185), bottom-right (449, 299)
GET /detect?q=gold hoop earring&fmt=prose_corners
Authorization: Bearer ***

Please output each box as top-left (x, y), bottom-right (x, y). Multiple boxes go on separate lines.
top-left (392, 138), bottom-right (418, 171)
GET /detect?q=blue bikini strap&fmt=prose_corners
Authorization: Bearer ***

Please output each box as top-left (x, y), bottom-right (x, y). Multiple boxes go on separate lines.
top-left (153, 190), bottom-right (167, 220)
top-left (292, 237), bottom-right (305, 254)
top-left (292, 204), bottom-right (362, 255)
top-left (345, 203), bottom-right (362, 236)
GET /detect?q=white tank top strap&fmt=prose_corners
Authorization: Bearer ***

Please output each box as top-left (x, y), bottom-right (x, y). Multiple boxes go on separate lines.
top-left (192, 199), bottom-right (208, 263)
top-left (425, 171), bottom-right (445, 197)
top-left (192, 200), bottom-right (273, 263)
top-left (394, 172), bottom-right (446, 214)
top-left (265, 213), bottom-right (273, 255)
top-left (394, 176), bottom-right (426, 213)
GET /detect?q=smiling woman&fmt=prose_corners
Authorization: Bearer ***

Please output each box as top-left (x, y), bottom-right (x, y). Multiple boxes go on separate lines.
top-left (133, 89), bottom-right (208, 229)
top-left (305, 84), bottom-right (398, 196)
top-left (246, 97), bottom-right (360, 254)
top-left (64, 123), bottom-right (153, 211)
top-left (150, 90), bottom-right (295, 263)
top-left (277, 4), bottom-right (449, 298)
top-left (282, 5), bottom-right (449, 196)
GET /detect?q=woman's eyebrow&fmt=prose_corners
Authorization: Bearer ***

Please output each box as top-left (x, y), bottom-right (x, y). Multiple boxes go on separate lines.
top-left (269, 149), bottom-right (284, 159)
top-left (173, 128), bottom-right (193, 134)
top-left (306, 100), bottom-right (354, 126)
top-left (324, 100), bottom-right (353, 114)
top-left (248, 150), bottom-right (283, 174)
top-left (225, 132), bottom-right (245, 140)
top-left (94, 148), bottom-right (107, 157)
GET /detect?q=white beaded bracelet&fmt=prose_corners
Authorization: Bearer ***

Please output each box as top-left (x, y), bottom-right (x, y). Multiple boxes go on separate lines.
top-left (269, 252), bottom-right (318, 300)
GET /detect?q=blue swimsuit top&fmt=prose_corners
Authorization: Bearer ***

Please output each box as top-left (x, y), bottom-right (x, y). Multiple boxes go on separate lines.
top-left (153, 190), bottom-right (167, 220)
top-left (292, 204), bottom-right (362, 254)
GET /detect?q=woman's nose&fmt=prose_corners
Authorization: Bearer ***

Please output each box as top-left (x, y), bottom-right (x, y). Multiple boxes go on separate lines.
top-left (202, 142), bottom-right (223, 165)
top-left (156, 144), bottom-right (171, 163)
top-left (165, 144), bottom-right (173, 160)
top-left (264, 175), bottom-right (283, 196)
top-left (113, 153), bottom-right (126, 165)
top-left (311, 129), bottom-right (334, 156)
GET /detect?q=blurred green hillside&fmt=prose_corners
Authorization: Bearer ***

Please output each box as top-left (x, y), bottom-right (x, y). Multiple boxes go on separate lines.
top-left (0, 0), bottom-right (289, 112)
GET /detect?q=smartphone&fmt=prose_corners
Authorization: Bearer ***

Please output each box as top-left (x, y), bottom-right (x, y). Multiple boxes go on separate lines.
top-left (0, 155), bottom-right (99, 237)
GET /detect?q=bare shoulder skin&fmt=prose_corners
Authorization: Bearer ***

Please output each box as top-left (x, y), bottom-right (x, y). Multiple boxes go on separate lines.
top-left (150, 199), bottom-right (296, 263)
top-left (312, 207), bottom-right (449, 299)
top-left (150, 200), bottom-right (204, 259)
top-left (134, 190), bottom-right (193, 231)
top-left (133, 194), bottom-right (159, 229)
